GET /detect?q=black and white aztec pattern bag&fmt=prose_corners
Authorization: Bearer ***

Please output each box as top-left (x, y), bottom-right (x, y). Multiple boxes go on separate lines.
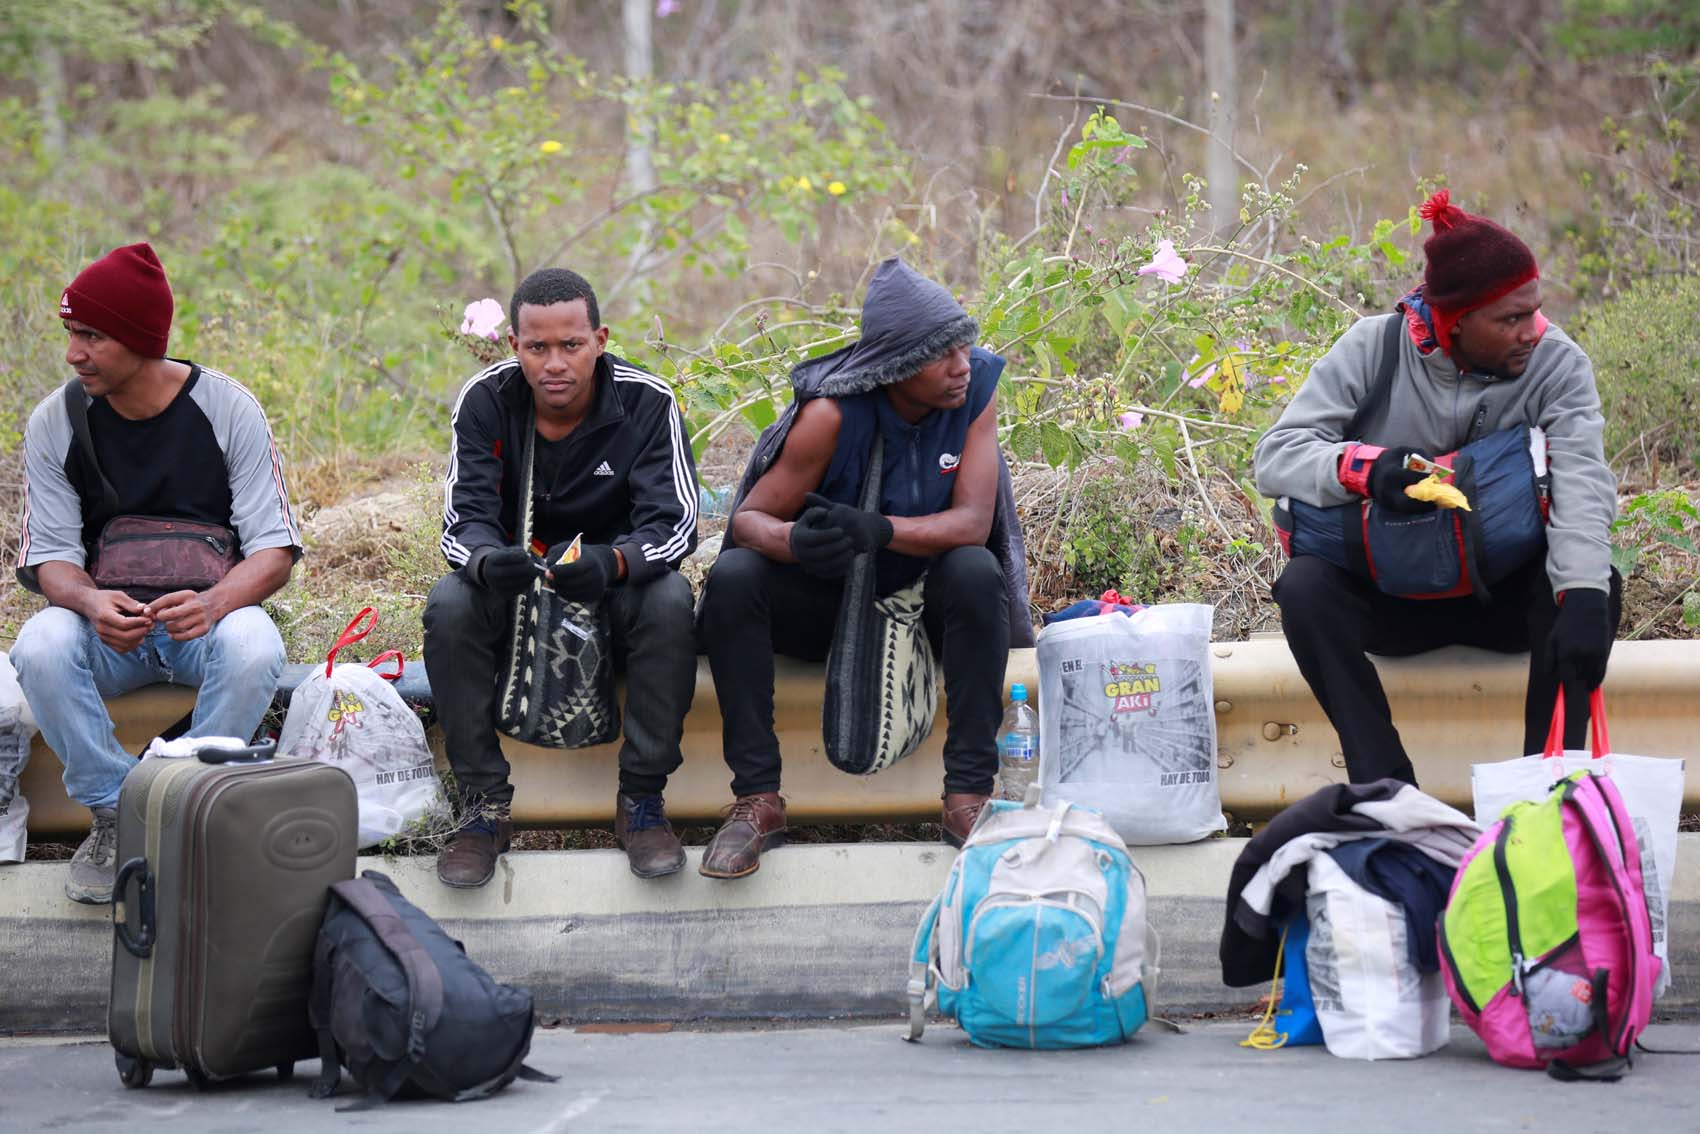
top-left (495, 417), bottom-right (621, 749)
top-left (823, 435), bottom-right (937, 774)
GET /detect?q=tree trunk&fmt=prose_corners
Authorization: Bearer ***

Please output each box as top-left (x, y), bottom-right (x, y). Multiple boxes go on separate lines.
top-left (1203, 0), bottom-right (1237, 236)
top-left (620, 0), bottom-right (658, 311)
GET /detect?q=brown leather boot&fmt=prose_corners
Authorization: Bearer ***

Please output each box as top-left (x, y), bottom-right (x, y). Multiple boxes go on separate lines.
top-left (614, 793), bottom-right (686, 878)
top-left (436, 813), bottom-right (513, 889)
top-left (699, 792), bottom-right (786, 879)
top-left (941, 792), bottom-right (992, 848)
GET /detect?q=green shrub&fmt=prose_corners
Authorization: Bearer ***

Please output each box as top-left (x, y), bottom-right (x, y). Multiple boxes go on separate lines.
top-left (1059, 468), bottom-right (1210, 604)
top-left (1573, 272), bottom-right (1700, 476)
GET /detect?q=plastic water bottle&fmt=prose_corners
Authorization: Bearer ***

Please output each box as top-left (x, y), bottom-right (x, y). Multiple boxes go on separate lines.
top-left (997, 684), bottom-right (1040, 801)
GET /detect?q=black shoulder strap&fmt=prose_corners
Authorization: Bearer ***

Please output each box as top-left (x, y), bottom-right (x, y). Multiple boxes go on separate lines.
top-left (1343, 314), bottom-right (1407, 442)
top-left (62, 379), bottom-right (120, 514)
top-left (328, 873), bottom-right (446, 1101)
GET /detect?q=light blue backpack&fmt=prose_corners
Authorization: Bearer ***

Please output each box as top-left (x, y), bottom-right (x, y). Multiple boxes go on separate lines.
top-left (905, 797), bottom-right (1156, 1049)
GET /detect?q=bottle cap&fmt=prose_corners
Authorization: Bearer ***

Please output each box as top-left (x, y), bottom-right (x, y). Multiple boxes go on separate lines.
top-left (1010, 683), bottom-right (1028, 701)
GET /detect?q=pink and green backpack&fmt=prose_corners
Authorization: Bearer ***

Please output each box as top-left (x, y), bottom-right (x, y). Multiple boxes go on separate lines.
top-left (1439, 769), bottom-right (1659, 1078)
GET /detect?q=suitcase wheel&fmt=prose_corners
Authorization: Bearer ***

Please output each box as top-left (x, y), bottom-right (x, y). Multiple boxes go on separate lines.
top-left (276, 1062), bottom-right (295, 1081)
top-left (115, 1053), bottom-right (153, 1089)
top-left (183, 1066), bottom-right (210, 1092)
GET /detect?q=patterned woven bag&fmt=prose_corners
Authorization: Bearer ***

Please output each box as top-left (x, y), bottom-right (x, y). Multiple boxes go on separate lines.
top-left (823, 435), bottom-right (937, 774)
top-left (494, 415), bottom-right (621, 749)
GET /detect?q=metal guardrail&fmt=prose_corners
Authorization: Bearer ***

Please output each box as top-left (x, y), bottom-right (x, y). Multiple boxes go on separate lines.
top-left (19, 640), bottom-right (1698, 834)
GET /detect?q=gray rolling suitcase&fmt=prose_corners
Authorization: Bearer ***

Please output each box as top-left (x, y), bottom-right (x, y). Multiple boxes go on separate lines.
top-left (109, 739), bottom-right (358, 1089)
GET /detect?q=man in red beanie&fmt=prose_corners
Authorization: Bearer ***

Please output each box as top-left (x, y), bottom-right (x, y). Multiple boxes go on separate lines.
top-left (1254, 191), bottom-right (1619, 786)
top-left (12, 243), bottom-right (302, 902)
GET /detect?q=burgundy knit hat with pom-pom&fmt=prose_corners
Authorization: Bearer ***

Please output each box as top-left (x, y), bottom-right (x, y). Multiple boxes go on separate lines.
top-left (1419, 190), bottom-right (1538, 354)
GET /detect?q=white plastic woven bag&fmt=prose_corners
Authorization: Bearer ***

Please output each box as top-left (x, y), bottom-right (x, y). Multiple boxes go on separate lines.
top-left (1037, 603), bottom-right (1227, 845)
top-left (1304, 854), bottom-right (1450, 1060)
top-left (1471, 690), bottom-right (1684, 997)
top-left (278, 609), bottom-right (446, 847)
top-left (0, 651), bottom-right (36, 864)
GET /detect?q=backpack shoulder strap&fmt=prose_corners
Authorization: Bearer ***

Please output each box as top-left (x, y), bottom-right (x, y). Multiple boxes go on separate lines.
top-left (329, 874), bottom-right (447, 1069)
top-left (1343, 314), bottom-right (1407, 442)
top-left (62, 379), bottom-right (120, 514)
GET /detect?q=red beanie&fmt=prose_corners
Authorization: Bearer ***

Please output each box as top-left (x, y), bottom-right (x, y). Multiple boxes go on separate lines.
top-left (1419, 191), bottom-right (1538, 354)
top-left (59, 243), bottom-right (174, 358)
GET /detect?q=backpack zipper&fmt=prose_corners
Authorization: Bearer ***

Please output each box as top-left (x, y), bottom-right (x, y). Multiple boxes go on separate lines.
top-left (1561, 779), bottom-right (1643, 1055)
top-left (1436, 920), bottom-right (1480, 1014)
top-left (103, 531), bottom-right (231, 555)
top-left (1491, 817), bottom-right (1527, 997)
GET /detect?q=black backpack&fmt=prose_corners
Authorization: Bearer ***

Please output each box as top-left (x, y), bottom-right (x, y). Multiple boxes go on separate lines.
top-left (308, 870), bottom-right (556, 1109)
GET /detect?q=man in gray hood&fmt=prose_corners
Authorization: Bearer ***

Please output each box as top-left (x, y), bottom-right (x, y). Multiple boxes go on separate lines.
top-left (1254, 191), bottom-right (1620, 785)
top-left (697, 258), bottom-right (1023, 876)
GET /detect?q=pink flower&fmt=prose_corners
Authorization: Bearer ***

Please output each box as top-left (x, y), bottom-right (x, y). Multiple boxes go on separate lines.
top-left (1186, 358), bottom-right (1216, 388)
top-left (656, 0), bottom-right (680, 15)
top-left (1118, 410), bottom-right (1143, 430)
top-left (460, 298), bottom-right (505, 341)
top-left (1137, 240), bottom-right (1188, 284)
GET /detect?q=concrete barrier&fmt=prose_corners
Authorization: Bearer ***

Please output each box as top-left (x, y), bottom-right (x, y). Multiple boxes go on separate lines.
top-left (3, 835), bottom-right (1697, 1033)
top-left (19, 640), bottom-right (1700, 836)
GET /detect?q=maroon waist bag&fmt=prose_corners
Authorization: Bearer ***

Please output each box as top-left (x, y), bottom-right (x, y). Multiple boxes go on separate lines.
top-left (91, 514), bottom-right (240, 599)
top-left (64, 381), bottom-right (241, 601)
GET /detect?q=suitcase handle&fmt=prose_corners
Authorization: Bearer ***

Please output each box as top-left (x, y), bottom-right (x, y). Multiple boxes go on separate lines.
top-left (114, 857), bottom-right (156, 958)
top-left (195, 738), bottom-right (277, 764)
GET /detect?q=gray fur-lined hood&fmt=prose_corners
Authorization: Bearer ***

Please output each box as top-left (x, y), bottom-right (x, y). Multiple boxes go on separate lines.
top-left (789, 257), bottom-right (977, 399)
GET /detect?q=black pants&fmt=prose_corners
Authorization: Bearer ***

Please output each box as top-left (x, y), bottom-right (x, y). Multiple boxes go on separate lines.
top-left (698, 545), bottom-right (1010, 797)
top-left (1273, 555), bottom-right (1623, 786)
top-left (423, 570), bottom-right (697, 806)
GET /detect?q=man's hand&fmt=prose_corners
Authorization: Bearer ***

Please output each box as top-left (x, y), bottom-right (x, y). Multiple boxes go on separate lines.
top-left (1368, 446), bottom-right (1438, 513)
top-left (1548, 588), bottom-right (1614, 694)
top-left (474, 546), bottom-right (537, 596)
top-left (82, 589), bottom-right (153, 653)
top-left (147, 590), bottom-right (219, 642)
top-left (546, 544), bottom-right (619, 603)
top-left (801, 492), bottom-right (894, 552)
top-left (788, 505), bottom-right (857, 578)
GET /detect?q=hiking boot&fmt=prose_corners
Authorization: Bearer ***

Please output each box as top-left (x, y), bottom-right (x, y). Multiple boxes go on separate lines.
top-left (941, 792), bottom-right (992, 848)
top-left (435, 812), bottom-right (513, 889)
top-left (699, 792), bottom-right (786, 879)
top-left (614, 792), bottom-right (685, 879)
top-left (65, 807), bottom-right (119, 904)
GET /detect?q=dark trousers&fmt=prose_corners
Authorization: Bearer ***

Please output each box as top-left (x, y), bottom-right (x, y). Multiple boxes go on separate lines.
top-left (423, 569), bottom-right (697, 806)
top-left (1273, 554), bottom-right (1623, 786)
top-left (698, 545), bottom-right (1010, 797)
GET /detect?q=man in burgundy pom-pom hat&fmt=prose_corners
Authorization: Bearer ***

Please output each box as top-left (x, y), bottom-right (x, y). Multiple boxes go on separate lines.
top-left (11, 244), bottom-right (301, 903)
top-left (1252, 191), bottom-right (1619, 786)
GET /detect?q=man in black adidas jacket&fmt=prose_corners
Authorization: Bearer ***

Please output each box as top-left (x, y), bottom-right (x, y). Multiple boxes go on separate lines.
top-left (426, 268), bottom-right (698, 887)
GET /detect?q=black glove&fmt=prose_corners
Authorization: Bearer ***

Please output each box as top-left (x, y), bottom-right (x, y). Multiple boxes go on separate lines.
top-left (1368, 445), bottom-right (1437, 514)
top-left (546, 543), bottom-right (619, 603)
top-left (1547, 587), bottom-right (1613, 694)
top-left (473, 546), bottom-right (537, 596)
top-left (788, 506), bottom-right (857, 578)
top-left (801, 491), bottom-right (894, 552)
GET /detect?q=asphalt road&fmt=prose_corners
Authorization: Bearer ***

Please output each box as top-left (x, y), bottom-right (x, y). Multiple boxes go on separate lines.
top-left (3, 1021), bottom-right (1697, 1133)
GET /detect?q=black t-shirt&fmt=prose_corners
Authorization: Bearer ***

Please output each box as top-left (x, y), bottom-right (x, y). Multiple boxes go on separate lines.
top-left (74, 366), bottom-right (234, 549)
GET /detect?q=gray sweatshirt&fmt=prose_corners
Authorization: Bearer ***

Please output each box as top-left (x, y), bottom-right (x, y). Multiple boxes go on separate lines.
top-left (1254, 314), bottom-right (1616, 595)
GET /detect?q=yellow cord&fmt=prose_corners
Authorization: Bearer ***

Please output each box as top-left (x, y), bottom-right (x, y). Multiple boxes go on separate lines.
top-left (1239, 925), bottom-right (1291, 1050)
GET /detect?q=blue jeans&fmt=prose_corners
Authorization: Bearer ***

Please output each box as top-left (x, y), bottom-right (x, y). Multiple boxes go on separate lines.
top-left (11, 605), bottom-right (286, 809)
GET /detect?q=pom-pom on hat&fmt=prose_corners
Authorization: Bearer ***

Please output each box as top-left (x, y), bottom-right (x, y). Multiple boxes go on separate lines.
top-left (59, 242), bottom-right (174, 358)
top-left (1419, 190), bottom-right (1538, 354)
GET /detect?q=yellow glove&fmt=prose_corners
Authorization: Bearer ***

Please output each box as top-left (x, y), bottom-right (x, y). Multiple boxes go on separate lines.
top-left (1404, 473), bottom-right (1471, 511)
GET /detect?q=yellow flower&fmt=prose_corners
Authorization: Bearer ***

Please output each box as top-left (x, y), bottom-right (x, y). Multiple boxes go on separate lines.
top-left (907, 231), bottom-right (921, 245)
top-left (795, 176), bottom-right (813, 192)
top-left (489, 35), bottom-right (506, 51)
top-left (539, 140), bottom-right (563, 154)
top-left (716, 132), bottom-right (731, 144)
top-left (827, 181), bottom-right (847, 196)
